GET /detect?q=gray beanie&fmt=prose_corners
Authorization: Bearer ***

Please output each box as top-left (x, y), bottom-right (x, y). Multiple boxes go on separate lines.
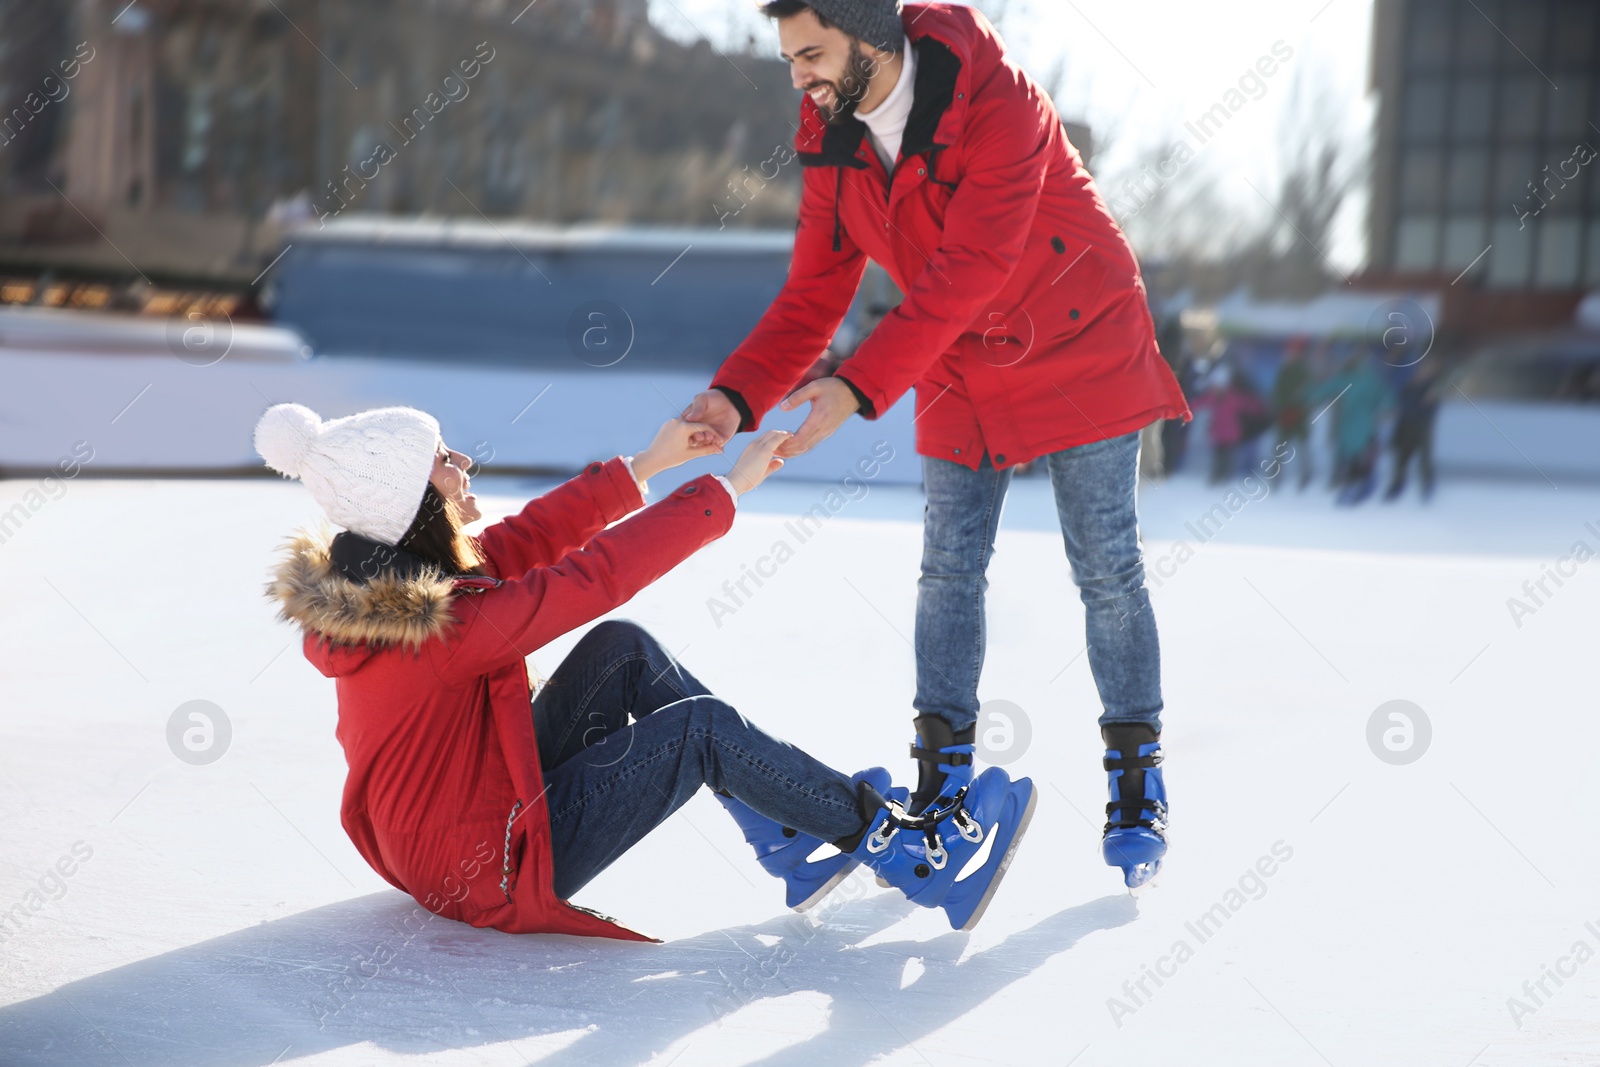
top-left (797, 0), bottom-right (904, 53)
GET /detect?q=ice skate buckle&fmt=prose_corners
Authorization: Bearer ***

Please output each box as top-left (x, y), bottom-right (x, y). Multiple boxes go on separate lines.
top-left (866, 814), bottom-right (899, 854)
top-left (922, 790), bottom-right (983, 845)
top-left (952, 807), bottom-right (983, 843)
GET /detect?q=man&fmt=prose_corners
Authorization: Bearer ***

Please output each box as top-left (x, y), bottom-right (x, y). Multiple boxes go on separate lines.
top-left (684, 0), bottom-right (1190, 890)
top-left (1383, 356), bottom-right (1442, 502)
top-left (1271, 337), bottom-right (1315, 490)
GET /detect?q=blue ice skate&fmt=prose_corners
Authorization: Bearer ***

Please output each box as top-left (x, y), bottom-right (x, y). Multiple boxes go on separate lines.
top-left (1102, 723), bottom-right (1168, 891)
top-left (904, 715), bottom-right (975, 813)
top-left (841, 765), bottom-right (1037, 931)
top-left (869, 716), bottom-right (976, 888)
top-left (715, 767), bottom-right (892, 911)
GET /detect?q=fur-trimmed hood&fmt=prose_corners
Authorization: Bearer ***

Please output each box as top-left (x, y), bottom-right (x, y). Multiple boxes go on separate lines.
top-left (266, 525), bottom-right (498, 668)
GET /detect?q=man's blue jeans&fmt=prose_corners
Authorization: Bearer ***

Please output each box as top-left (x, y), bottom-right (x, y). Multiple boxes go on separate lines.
top-left (915, 431), bottom-right (1165, 735)
top-left (538, 620), bottom-right (865, 899)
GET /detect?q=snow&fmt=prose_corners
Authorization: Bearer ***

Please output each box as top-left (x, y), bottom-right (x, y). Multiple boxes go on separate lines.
top-left (0, 345), bottom-right (920, 486)
top-left (1, 454), bottom-right (1596, 1066)
top-left (9, 306), bottom-right (1599, 487)
top-left (1211, 286), bottom-right (1444, 340)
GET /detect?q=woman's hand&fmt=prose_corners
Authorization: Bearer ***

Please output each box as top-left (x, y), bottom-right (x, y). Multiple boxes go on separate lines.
top-left (632, 418), bottom-right (723, 483)
top-left (727, 430), bottom-right (791, 495)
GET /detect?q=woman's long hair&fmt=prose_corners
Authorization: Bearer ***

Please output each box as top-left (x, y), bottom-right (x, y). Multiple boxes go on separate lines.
top-left (396, 481), bottom-right (487, 576)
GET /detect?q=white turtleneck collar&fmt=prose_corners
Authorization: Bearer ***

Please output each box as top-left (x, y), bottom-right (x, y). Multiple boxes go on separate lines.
top-left (857, 35), bottom-right (917, 171)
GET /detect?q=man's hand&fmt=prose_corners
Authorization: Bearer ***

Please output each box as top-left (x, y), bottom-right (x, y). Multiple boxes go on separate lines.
top-left (681, 390), bottom-right (741, 449)
top-left (632, 418), bottom-right (723, 483)
top-left (776, 376), bottom-right (860, 457)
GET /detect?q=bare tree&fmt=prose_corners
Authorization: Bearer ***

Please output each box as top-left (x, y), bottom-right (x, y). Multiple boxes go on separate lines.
top-left (1259, 58), bottom-right (1369, 293)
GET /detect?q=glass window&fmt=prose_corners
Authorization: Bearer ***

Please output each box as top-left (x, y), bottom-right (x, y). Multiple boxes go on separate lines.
top-left (1534, 144), bottom-right (1585, 212)
top-left (1536, 217), bottom-right (1582, 286)
top-left (1585, 221), bottom-right (1600, 284)
top-left (1452, 78), bottom-right (1494, 138)
top-left (1403, 78), bottom-right (1449, 140)
top-left (1494, 146), bottom-right (1537, 203)
top-left (1442, 215), bottom-right (1490, 269)
top-left (1401, 149), bottom-right (1445, 210)
top-left (1545, 76), bottom-right (1590, 139)
top-left (1488, 217), bottom-right (1534, 287)
top-left (1497, 77), bottom-right (1543, 135)
top-left (1395, 216), bottom-right (1440, 270)
top-left (1407, 1), bottom-right (1454, 70)
top-left (1552, 3), bottom-right (1597, 67)
top-left (1456, 5), bottom-right (1501, 67)
top-left (1446, 147), bottom-right (1490, 209)
top-left (1499, 3), bottom-right (1548, 71)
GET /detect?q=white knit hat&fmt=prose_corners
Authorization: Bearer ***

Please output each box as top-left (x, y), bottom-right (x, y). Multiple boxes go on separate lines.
top-left (254, 403), bottom-right (442, 546)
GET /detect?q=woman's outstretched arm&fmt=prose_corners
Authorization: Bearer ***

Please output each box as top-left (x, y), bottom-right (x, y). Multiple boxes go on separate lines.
top-left (437, 475), bottom-right (730, 681)
top-left (475, 419), bottom-right (723, 575)
top-left (437, 430), bottom-right (789, 682)
top-left (474, 458), bottom-right (645, 576)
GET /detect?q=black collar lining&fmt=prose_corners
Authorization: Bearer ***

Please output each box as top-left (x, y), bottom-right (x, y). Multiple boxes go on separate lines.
top-left (900, 35), bottom-right (961, 158)
top-left (329, 529), bottom-right (441, 584)
top-left (797, 34), bottom-right (963, 169)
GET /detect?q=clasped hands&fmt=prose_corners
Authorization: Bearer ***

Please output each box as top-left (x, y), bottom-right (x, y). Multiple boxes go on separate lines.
top-left (632, 377), bottom-right (860, 496)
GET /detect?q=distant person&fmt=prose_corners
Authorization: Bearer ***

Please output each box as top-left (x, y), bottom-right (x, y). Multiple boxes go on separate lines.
top-left (1308, 347), bottom-right (1392, 506)
top-left (681, 0), bottom-right (1190, 891)
top-left (1161, 351), bottom-right (1202, 475)
top-left (1270, 337), bottom-right (1314, 490)
top-left (252, 403), bottom-right (1029, 937)
top-left (1384, 358), bottom-right (1444, 502)
top-left (1195, 365), bottom-right (1268, 484)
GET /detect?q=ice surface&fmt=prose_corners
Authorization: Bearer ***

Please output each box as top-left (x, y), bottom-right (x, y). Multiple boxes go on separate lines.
top-left (0, 463), bottom-right (1596, 1065)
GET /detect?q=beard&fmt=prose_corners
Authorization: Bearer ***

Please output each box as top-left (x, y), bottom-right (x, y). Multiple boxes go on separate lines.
top-left (804, 40), bottom-right (878, 125)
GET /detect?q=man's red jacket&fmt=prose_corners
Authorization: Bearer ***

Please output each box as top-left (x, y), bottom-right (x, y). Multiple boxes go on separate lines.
top-left (712, 1), bottom-right (1190, 470)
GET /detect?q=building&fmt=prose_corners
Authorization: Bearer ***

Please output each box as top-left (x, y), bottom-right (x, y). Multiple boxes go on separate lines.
top-left (1368, 0), bottom-right (1599, 335)
top-left (0, 0), bottom-right (799, 296)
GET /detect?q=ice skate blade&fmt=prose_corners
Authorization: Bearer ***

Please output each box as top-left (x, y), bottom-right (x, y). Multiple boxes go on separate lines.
top-left (942, 778), bottom-right (1039, 932)
top-left (1103, 826), bottom-right (1167, 893)
top-left (1126, 860), bottom-right (1163, 896)
top-left (790, 857), bottom-right (857, 913)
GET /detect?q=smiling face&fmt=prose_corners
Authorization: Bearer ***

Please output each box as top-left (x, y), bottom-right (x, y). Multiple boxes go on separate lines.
top-left (776, 8), bottom-right (891, 125)
top-left (429, 441), bottom-right (482, 524)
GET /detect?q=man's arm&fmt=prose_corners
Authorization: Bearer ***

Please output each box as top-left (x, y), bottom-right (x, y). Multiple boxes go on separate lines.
top-left (708, 162), bottom-right (869, 433)
top-left (829, 94), bottom-right (1052, 419)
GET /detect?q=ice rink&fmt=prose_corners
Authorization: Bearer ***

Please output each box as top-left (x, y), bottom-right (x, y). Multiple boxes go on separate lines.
top-left (1, 465), bottom-right (1596, 1065)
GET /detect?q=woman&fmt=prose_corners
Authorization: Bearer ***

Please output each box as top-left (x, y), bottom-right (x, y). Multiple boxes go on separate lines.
top-left (1194, 365), bottom-right (1268, 484)
top-left (253, 403), bottom-right (1026, 940)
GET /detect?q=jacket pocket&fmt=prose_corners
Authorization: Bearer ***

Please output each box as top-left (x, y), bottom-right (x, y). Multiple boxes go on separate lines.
top-left (1039, 240), bottom-right (1115, 344)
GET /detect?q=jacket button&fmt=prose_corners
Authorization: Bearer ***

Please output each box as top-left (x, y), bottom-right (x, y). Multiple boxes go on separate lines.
top-left (917, 168), bottom-right (926, 176)
top-left (683, 484), bottom-right (698, 495)
top-left (953, 447), bottom-right (961, 455)
top-left (704, 509), bottom-right (713, 516)
top-left (1070, 308), bottom-right (1081, 320)
top-left (587, 462), bottom-right (601, 474)
top-left (996, 454), bottom-right (1006, 464)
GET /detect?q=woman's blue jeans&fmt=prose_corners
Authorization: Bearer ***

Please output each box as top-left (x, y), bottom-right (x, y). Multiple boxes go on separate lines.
top-left (914, 432), bottom-right (1165, 734)
top-left (537, 620), bottom-right (865, 898)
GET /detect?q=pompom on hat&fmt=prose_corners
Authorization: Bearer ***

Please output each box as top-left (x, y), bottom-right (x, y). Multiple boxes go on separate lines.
top-left (254, 403), bottom-right (442, 546)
